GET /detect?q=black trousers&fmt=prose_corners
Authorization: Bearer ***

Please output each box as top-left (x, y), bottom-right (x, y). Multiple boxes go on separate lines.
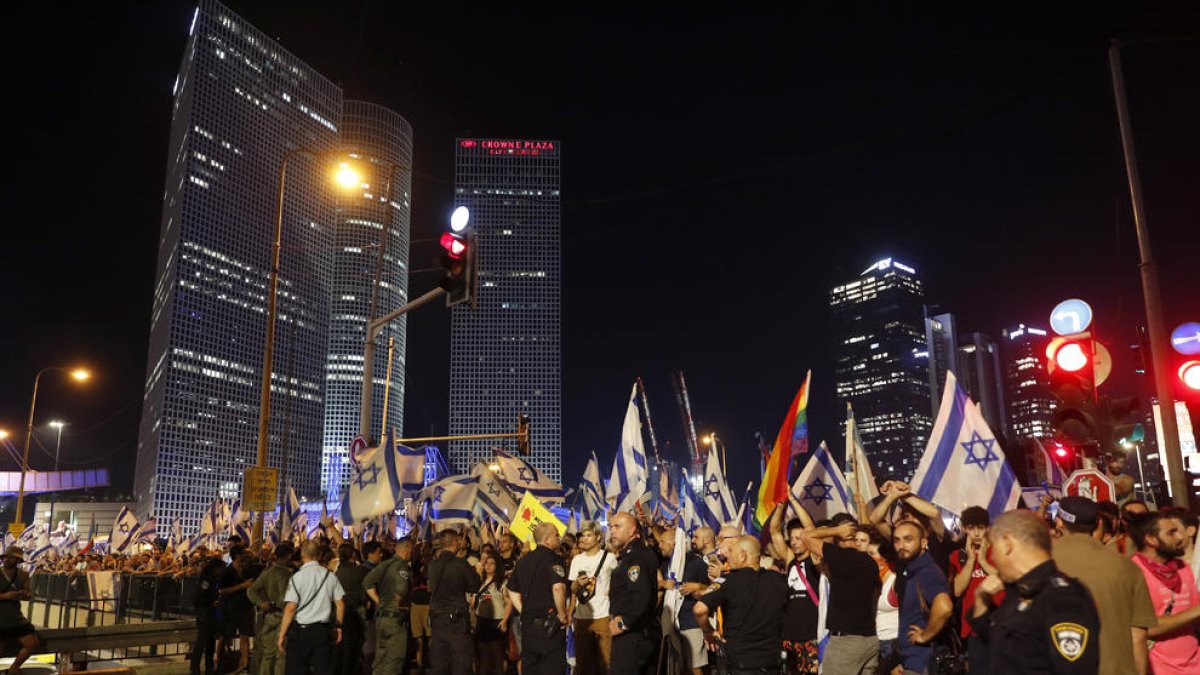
top-left (286, 623), bottom-right (335, 675)
top-left (610, 631), bottom-right (656, 675)
top-left (336, 608), bottom-right (365, 675)
top-left (190, 614), bottom-right (218, 675)
top-left (429, 612), bottom-right (473, 675)
top-left (520, 618), bottom-right (565, 675)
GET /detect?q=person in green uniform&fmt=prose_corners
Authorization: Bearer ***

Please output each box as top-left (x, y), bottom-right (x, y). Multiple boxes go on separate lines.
top-left (248, 543), bottom-right (294, 675)
top-left (365, 538), bottom-right (413, 675)
top-left (0, 547), bottom-right (39, 674)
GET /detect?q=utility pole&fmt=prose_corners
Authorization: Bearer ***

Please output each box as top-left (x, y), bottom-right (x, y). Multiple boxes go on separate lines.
top-left (1108, 40), bottom-right (1188, 506)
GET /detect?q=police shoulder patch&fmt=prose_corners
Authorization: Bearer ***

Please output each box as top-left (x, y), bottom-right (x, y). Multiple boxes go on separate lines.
top-left (627, 565), bottom-right (640, 582)
top-left (552, 564), bottom-right (566, 578)
top-left (1050, 622), bottom-right (1088, 662)
top-left (1050, 576), bottom-right (1069, 588)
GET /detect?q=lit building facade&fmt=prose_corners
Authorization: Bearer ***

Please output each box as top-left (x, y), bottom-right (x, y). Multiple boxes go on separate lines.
top-left (448, 139), bottom-right (562, 481)
top-left (135, 0), bottom-right (411, 530)
top-left (321, 102), bottom-right (413, 498)
top-left (958, 332), bottom-right (1007, 435)
top-left (830, 259), bottom-right (931, 480)
top-left (924, 312), bottom-right (958, 416)
top-left (1000, 324), bottom-right (1056, 443)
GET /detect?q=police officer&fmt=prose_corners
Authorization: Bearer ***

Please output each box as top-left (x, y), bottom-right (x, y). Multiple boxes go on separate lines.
top-left (606, 512), bottom-right (660, 675)
top-left (278, 541), bottom-right (347, 675)
top-left (428, 529), bottom-right (481, 675)
top-left (364, 538), bottom-right (414, 675)
top-left (191, 557), bottom-right (226, 675)
top-left (248, 543), bottom-right (294, 675)
top-left (970, 511), bottom-right (1100, 673)
top-left (508, 522), bottom-right (569, 675)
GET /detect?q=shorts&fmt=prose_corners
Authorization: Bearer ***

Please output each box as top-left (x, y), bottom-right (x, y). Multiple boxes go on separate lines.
top-left (782, 638), bottom-right (819, 675)
top-left (0, 623), bottom-right (37, 642)
top-left (410, 604), bottom-right (430, 637)
top-left (679, 628), bottom-right (709, 668)
top-left (221, 608), bottom-right (254, 638)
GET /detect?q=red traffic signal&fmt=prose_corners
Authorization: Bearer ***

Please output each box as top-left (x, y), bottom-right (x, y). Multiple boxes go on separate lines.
top-left (440, 232), bottom-right (467, 259)
top-left (1054, 443), bottom-right (1070, 459)
top-left (1054, 343), bottom-right (1089, 372)
top-left (1181, 360), bottom-right (1200, 391)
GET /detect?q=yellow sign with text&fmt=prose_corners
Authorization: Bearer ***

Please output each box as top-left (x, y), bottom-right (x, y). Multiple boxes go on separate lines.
top-left (242, 467), bottom-right (279, 512)
top-left (508, 491), bottom-right (566, 549)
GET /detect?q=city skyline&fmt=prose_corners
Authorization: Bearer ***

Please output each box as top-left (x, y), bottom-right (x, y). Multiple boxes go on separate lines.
top-left (1, 2), bottom-right (1197, 504)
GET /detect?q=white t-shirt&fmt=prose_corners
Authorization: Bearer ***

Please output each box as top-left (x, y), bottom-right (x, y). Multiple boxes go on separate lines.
top-left (876, 572), bottom-right (899, 641)
top-left (568, 548), bottom-right (618, 619)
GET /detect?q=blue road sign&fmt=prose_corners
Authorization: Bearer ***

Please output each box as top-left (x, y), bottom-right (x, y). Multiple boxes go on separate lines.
top-left (1171, 322), bottom-right (1200, 356)
top-left (1050, 299), bottom-right (1093, 336)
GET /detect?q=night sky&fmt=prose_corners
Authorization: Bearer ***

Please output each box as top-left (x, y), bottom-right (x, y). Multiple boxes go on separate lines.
top-left (2, 2), bottom-right (1197, 500)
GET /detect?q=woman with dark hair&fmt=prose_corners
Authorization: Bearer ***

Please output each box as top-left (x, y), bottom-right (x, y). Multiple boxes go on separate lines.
top-left (472, 551), bottom-right (509, 675)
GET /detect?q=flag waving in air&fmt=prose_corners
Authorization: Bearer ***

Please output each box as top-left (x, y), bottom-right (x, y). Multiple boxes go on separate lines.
top-left (111, 507), bottom-right (140, 554)
top-left (701, 443), bottom-right (737, 528)
top-left (789, 442), bottom-right (853, 521)
top-left (755, 371), bottom-right (811, 528)
top-left (341, 430), bottom-right (405, 523)
top-left (606, 383), bottom-right (649, 513)
top-left (846, 402), bottom-right (880, 506)
top-left (911, 371), bottom-right (1021, 517)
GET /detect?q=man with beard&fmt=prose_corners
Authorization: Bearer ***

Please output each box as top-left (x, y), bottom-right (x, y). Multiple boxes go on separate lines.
top-left (893, 521), bottom-right (952, 675)
top-left (1131, 512), bottom-right (1200, 674)
top-left (1052, 496), bottom-right (1156, 675)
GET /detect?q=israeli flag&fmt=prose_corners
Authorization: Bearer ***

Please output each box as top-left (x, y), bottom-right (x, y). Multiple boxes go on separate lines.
top-left (420, 475), bottom-right (478, 527)
top-left (167, 518), bottom-right (182, 550)
top-left (580, 453), bottom-right (606, 519)
top-left (341, 431), bottom-right (405, 522)
top-left (660, 527), bottom-right (688, 632)
top-left (56, 529), bottom-right (79, 555)
top-left (678, 473), bottom-right (703, 532)
top-left (701, 445), bottom-right (737, 528)
top-left (606, 383), bottom-right (649, 512)
top-left (846, 403), bottom-right (880, 503)
top-left (111, 507), bottom-right (140, 553)
top-left (137, 517), bottom-right (158, 543)
top-left (282, 488), bottom-right (306, 540)
top-left (1035, 438), bottom-right (1066, 487)
top-left (790, 442), bottom-right (853, 521)
top-left (473, 462), bottom-right (519, 522)
top-left (200, 497), bottom-right (225, 535)
top-left (493, 449), bottom-right (565, 503)
top-left (14, 524), bottom-right (40, 550)
top-left (911, 371), bottom-right (1021, 517)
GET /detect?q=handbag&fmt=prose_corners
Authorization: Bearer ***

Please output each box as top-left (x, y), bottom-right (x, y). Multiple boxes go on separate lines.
top-left (575, 550), bottom-right (608, 603)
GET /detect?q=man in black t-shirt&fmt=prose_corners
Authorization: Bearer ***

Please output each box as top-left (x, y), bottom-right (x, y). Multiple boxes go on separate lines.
top-left (695, 536), bottom-right (788, 674)
top-left (767, 504), bottom-right (820, 675)
top-left (508, 522), bottom-right (569, 675)
top-left (802, 514), bottom-right (881, 675)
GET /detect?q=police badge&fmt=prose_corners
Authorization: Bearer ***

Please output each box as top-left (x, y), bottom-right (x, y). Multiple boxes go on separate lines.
top-left (1050, 622), bottom-right (1088, 662)
top-left (627, 565), bottom-right (640, 582)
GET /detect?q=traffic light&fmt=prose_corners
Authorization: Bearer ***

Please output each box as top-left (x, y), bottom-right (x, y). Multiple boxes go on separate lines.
top-left (516, 414), bottom-right (531, 455)
top-left (1097, 395), bottom-right (1142, 456)
top-left (1180, 360), bottom-right (1200, 392)
top-left (1053, 442), bottom-right (1070, 460)
top-left (1047, 335), bottom-right (1098, 449)
top-left (439, 231), bottom-right (478, 308)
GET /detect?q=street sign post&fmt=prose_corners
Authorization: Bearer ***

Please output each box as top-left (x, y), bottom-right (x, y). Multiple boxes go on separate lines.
top-left (8, 522), bottom-right (24, 536)
top-left (1050, 299), bottom-right (1094, 336)
top-left (1063, 468), bottom-right (1116, 503)
top-left (242, 466), bottom-right (279, 512)
top-left (1171, 322), bottom-right (1200, 355)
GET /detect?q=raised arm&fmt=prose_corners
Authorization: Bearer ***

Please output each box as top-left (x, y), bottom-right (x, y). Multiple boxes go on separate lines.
top-left (768, 503), bottom-right (793, 566)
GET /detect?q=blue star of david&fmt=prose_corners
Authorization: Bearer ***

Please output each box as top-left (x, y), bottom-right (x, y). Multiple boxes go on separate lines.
top-left (517, 467), bottom-right (535, 483)
top-left (961, 431), bottom-right (999, 471)
top-left (118, 523), bottom-right (131, 534)
top-left (802, 479), bottom-right (834, 503)
top-left (486, 481), bottom-right (502, 497)
top-left (704, 475), bottom-right (721, 500)
top-left (353, 463), bottom-right (381, 490)
top-left (433, 486), bottom-right (446, 504)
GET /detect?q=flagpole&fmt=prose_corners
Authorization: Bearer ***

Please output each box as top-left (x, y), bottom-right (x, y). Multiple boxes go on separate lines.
top-left (636, 377), bottom-right (662, 462)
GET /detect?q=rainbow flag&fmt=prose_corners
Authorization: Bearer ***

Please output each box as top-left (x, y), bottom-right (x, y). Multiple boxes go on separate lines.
top-left (754, 371), bottom-right (811, 528)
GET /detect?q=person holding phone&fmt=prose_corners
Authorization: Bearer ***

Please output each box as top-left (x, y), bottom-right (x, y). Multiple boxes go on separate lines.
top-left (568, 520), bottom-right (618, 675)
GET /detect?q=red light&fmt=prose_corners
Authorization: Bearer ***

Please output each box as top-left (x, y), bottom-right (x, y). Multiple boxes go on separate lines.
top-left (440, 232), bottom-right (467, 259)
top-left (1054, 444), bottom-right (1069, 459)
top-left (1181, 361), bottom-right (1200, 391)
top-left (1055, 343), bottom-right (1089, 372)
top-left (460, 140), bottom-right (476, 148)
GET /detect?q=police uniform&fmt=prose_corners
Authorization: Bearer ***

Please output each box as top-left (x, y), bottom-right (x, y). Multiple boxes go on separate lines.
top-left (427, 550), bottom-right (481, 675)
top-left (508, 544), bottom-right (568, 675)
top-left (970, 560), bottom-right (1100, 674)
top-left (248, 560), bottom-right (293, 675)
top-left (190, 569), bottom-right (222, 675)
top-left (283, 561), bottom-right (346, 675)
top-left (336, 560), bottom-right (370, 675)
top-left (607, 538), bottom-right (660, 675)
top-left (363, 556), bottom-right (412, 675)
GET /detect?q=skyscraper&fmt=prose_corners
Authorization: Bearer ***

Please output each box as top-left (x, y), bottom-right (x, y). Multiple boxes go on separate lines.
top-left (830, 258), bottom-right (931, 479)
top-left (134, 0), bottom-right (411, 529)
top-left (1000, 324), bottom-right (1056, 443)
top-left (958, 332), bottom-right (1007, 435)
top-left (924, 311), bottom-right (958, 416)
top-left (321, 103), bottom-right (413, 498)
top-left (448, 139), bottom-right (562, 481)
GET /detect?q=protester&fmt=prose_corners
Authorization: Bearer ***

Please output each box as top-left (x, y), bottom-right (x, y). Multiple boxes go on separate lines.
top-left (694, 536), bottom-right (788, 674)
top-left (278, 540), bottom-right (346, 675)
top-left (973, 510), bottom-right (1099, 673)
top-left (428, 529), bottom-right (481, 675)
top-left (947, 506), bottom-right (997, 675)
top-left (247, 542), bottom-right (294, 675)
top-left (471, 551), bottom-right (509, 675)
top-left (410, 545), bottom-right (434, 673)
top-left (767, 503), bottom-right (820, 675)
top-left (893, 520), bottom-right (953, 675)
top-left (1131, 512), bottom-right (1200, 674)
top-left (1052, 496), bottom-right (1156, 675)
top-left (870, 481), bottom-right (959, 575)
top-left (568, 520), bottom-right (618, 675)
top-left (802, 514), bottom-right (881, 675)
top-left (334, 543), bottom-right (369, 675)
top-left (655, 524), bottom-right (711, 675)
top-left (364, 538), bottom-right (413, 675)
top-left (218, 546), bottom-right (257, 673)
top-left (509, 522), bottom-right (569, 675)
top-left (0, 547), bottom-right (39, 675)
top-left (607, 512), bottom-right (659, 675)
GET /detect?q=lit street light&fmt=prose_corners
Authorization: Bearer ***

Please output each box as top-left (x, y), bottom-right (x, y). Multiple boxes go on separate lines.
top-left (15, 368), bottom-right (90, 532)
top-left (48, 420), bottom-right (66, 525)
top-left (701, 432), bottom-right (726, 474)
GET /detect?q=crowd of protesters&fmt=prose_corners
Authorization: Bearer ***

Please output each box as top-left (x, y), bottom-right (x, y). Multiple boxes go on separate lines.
top-left (2, 482), bottom-right (1198, 675)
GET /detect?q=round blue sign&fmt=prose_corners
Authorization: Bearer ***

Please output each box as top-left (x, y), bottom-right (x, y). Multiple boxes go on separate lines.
top-left (1172, 322), bottom-right (1200, 356)
top-left (1050, 299), bottom-right (1093, 336)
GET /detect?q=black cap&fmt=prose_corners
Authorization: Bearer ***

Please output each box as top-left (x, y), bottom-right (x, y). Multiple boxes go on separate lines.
top-left (1058, 496), bottom-right (1099, 527)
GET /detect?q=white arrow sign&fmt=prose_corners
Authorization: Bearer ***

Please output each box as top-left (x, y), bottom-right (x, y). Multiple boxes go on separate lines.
top-left (1050, 299), bottom-right (1093, 337)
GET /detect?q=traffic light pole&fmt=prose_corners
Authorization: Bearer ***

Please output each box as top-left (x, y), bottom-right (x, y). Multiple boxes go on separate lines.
top-left (359, 286), bottom-right (447, 439)
top-left (1109, 41), bottom-right (1188, 506)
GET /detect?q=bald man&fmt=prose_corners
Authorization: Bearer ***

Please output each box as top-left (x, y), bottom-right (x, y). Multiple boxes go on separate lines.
top-left (694, 536), bottom-right (788, 673)
top-left (607, 512), bottom-right (660, 675)
top-left (509, 522), bottom-right (568, 675)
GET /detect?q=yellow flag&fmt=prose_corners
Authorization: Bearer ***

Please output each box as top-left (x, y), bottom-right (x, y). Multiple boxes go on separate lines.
top-left (508, 491), bottom-right (566, 549)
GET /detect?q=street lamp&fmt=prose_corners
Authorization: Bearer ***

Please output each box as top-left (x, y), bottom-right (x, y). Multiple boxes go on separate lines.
top-left (701, 433), bottom-right (726, 474)
top-left (48, 421), bottom-right (65, 526)
top-left (254, 150), bottom-right (361, 540)
top-left (15, 368), bottom-right (90, 531)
